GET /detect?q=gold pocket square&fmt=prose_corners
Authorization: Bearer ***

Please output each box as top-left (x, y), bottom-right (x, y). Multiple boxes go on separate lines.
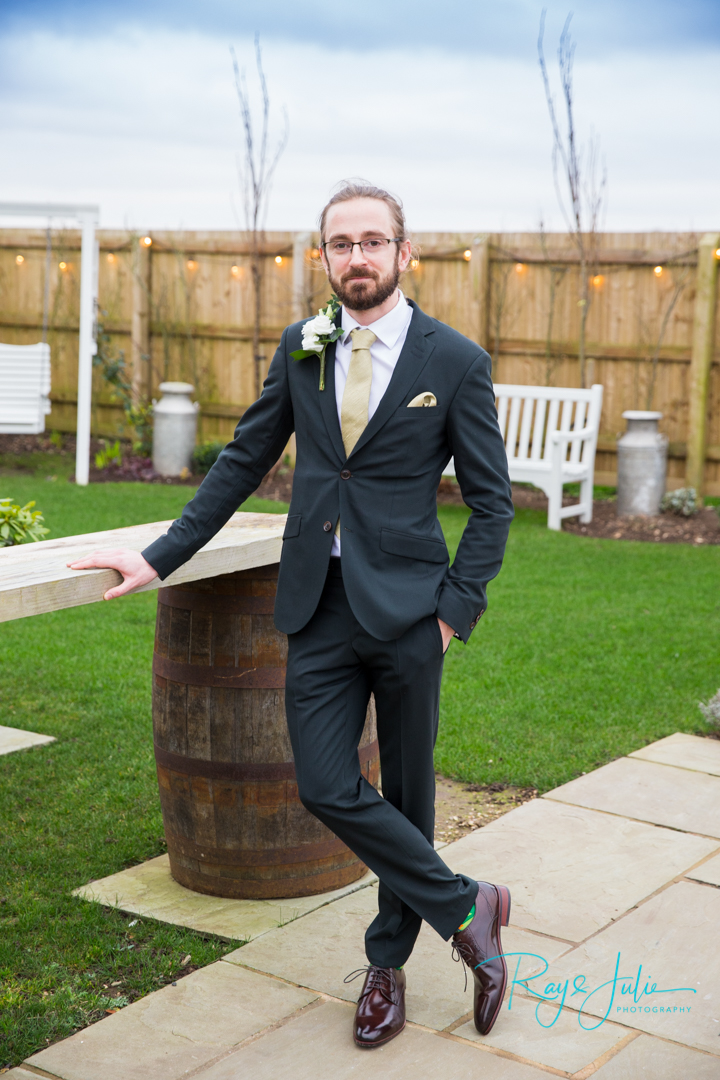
top-left (407, 392), bottom-right (437, 408)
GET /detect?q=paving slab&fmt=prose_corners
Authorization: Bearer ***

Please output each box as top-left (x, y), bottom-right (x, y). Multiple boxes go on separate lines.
top-left (27, 961), bottom-right (316, 1080)
top-left (440, 798), bottom-right (717, 941)
top-left (195, 999), bottom-right (549, 1080)
top-left (454, 991), bottom-right (632, 1075)
top-left (544, 757), bottom-right (720, 837)
top-left (534, 880), bottom-right (720, 1055)
top-left (592, 1032), bottom-right (720, 1078)
top-left (225, 883), bottom-right (571, 1031)
top-left (73, 853), bottom-right (377, 942)
top-left (686, 853), bottom-right (720, 887)
top-left (2, 1070), bottom-right (43, 1079)
top-left (0, 723), bottom-right (54, 756)
top-left (629, 732), bottom-right (720, 777)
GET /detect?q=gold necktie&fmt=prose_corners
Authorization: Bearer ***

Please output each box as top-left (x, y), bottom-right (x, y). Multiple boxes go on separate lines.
top-left (336, 328), bottom-right (376, 539)
top-left (341, 328), bottom-right (376, 456)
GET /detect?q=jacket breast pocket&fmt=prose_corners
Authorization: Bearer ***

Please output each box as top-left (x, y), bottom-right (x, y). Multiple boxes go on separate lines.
top-left (380, 527), bottom-right (448, 563)
top-left (396, 407), bottom-right (445, 420)
top-left (282, 514), bottom-right (301, 539)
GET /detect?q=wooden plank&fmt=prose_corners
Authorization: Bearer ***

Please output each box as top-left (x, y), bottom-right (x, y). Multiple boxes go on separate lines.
top-left (686, 234), bottom-right (720, 496)
top-left (492, 247), bottom-right (698, 267)
top-left (0, 512), bottom-right (286, 624)
top-left (131, 237), bottom-right (151, 400)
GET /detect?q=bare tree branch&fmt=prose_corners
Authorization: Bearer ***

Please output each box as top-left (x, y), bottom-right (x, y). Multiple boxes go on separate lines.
top-left (538, 10), bottom-right (607, 388)
top-left (231, 36), bottom-right (289, 398)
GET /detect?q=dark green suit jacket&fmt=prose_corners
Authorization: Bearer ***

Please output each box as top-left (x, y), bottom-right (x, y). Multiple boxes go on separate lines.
top-left (142, 301), bottom-right (513, 643)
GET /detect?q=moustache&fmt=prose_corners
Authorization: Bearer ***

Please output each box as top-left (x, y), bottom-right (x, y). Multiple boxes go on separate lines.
top-left (341, 270), bottom-right (377, 284)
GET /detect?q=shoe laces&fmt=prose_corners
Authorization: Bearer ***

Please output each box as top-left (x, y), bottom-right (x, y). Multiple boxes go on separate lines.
top-left (451, 939), bottom-right (473, 993)
top-left (344, 965), bottom-right (396, 1004)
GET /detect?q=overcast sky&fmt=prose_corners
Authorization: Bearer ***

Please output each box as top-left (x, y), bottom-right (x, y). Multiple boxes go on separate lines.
top-left (0, 1), bottom-right (718, 234)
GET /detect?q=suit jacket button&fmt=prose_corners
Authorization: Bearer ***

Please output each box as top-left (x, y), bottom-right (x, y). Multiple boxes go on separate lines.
top-left (323, 521), bottom-right (333, 532)
top-left (340, 469), bottom-right (352, 480)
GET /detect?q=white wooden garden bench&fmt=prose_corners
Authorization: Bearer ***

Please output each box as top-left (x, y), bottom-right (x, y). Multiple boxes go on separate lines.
top-left (443, 383), bottom-right (604, 531)
top-left (0, 342), bottom-right (52, 434)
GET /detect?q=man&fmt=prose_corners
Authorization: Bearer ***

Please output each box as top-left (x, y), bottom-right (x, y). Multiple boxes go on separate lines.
top-left (69, 182), bottom-right (514, 1048)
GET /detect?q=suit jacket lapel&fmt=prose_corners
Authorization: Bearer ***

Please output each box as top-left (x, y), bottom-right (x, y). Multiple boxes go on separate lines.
top-left (317, 336), bottom-right (347, 465)
top-left (348, 303), bottom-right (436, 459)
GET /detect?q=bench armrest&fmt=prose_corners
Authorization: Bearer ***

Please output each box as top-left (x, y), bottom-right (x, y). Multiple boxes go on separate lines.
top-left (550, 426), bottom-right (597, 444)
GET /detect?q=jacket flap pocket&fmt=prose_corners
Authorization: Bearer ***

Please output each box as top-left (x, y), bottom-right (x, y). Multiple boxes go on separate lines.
top-left (380, 527), bottom-right (448, 563)
top-left (282, 514), bottom-right (301, 539)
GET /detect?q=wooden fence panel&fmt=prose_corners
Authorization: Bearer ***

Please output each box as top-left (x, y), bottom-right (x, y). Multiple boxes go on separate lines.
top-left (0, 227), bottom-right (717, 491)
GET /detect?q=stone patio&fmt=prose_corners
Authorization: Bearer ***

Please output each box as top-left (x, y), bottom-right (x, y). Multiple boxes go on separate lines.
top-left (0, 723), bottom-right (54, 756)
top-left (10, 732), bottom-right (720, 1079)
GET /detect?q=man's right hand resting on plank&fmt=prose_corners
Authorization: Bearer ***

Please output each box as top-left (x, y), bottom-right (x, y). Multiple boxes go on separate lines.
top-left (67, 549), bottom-right (158, 601)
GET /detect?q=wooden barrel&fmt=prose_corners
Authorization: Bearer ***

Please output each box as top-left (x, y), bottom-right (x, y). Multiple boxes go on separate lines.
top-left (152, 563), bottom-right (379, 899)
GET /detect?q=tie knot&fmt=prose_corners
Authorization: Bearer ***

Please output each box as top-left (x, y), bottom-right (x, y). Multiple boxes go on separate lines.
top-left (350, 328), bottom-right (377, 351)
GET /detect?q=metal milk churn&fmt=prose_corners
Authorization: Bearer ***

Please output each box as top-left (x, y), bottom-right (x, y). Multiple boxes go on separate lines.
top-left (616, 411), bottom-right (668, 516)
top-left (152, 382), bottom-right (199, 477)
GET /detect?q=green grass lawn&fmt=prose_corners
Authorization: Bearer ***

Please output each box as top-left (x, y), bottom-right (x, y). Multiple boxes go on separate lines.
top-left (0, 479), bottom-right (286, 1067)
top-left (1, 475), bottom-right (718, 1066)
top-left (438, 503), bottom-right (719, 788)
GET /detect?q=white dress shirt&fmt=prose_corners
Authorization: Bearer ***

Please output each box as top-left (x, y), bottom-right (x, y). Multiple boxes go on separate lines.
top-left (331, 289), bottom-right (413, 556)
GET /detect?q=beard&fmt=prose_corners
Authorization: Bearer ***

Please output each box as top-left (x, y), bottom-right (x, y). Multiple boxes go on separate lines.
top-left (327, 258), bottom-right (400, 312)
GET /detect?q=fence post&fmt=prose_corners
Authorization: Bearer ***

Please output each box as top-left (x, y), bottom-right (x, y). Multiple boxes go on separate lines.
top-left (131, 237), bottom-right (152, 401)
top-left (686, 233), bottom-right (720, 498)
top-left (470, 235), bottom-right (490, 350)
top-left (292, 232), bottom-right (312, 323)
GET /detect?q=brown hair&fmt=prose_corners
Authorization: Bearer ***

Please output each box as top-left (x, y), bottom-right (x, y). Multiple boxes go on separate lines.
top-left (319, 181), bottom-right (408, 244)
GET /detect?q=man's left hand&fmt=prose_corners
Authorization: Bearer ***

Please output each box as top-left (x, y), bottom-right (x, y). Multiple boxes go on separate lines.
top-left (437, 618), bottom-right (455, 653)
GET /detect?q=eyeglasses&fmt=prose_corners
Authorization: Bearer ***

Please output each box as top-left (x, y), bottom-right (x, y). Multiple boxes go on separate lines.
top-left (322, 238), bottom-right (402, 258)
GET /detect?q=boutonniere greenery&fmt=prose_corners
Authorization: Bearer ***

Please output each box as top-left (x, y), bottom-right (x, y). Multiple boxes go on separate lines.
top-left (291, 295), bottom-right (342, 390)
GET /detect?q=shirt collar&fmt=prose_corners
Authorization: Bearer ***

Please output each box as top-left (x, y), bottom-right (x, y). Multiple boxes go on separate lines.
top-left (340, 290), bottom-right (412, 349)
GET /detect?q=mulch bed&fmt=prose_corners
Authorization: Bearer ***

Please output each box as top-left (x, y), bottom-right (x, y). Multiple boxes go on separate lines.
top-left (507, 483), bottom-right (720, 546)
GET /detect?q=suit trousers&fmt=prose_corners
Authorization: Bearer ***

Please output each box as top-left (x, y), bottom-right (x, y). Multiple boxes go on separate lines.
top-left (284, 559), bottom-right (476, 968)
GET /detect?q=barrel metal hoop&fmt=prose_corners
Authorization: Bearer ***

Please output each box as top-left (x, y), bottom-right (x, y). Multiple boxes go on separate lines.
top-left (158, 589), bottom-right (276, 615)
top-left (154, 739), bottom-right (379, 782)
top-left (163, 828), bottom-right (356, 866)
top-left (152, 654), bottom-right (286, 688)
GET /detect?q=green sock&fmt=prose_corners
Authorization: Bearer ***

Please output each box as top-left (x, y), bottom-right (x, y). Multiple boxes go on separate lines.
top-left (394, 965), bottom-right (404, 971)
top-left (457, 904), bottom-right (475, 932)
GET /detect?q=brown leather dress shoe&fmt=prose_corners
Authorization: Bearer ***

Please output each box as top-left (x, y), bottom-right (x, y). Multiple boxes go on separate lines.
top-left (347, 965), bottom-right (406, 1048)
top-left (452, 881), bottom-right (511, 1035)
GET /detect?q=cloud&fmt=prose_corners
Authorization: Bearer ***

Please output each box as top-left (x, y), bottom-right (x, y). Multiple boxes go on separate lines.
top-left (0, 27), bottom-right (717, 233)
top-left (2, 0), bottom-right (719, 57)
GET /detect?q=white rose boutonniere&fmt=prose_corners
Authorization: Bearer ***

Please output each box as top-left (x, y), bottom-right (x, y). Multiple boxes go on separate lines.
top-left (291, 295), bottom-right (342, 390)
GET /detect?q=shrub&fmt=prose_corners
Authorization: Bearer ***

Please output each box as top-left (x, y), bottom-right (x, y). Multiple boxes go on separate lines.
top-left (699, 690), bottom-right (720, 732)
top-left (192, 441), bottom-right (225, 474)
top-left (94, 440), bottom-right (122, 470)
top-left (0, 498), bottom-right (50, 546)
top-left (660, 487), bottom-right (698, 517)
top-left (92, 323), bottom-right (153, 455)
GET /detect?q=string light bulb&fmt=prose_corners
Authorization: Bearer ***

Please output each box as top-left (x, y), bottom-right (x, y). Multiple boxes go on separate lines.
top-left (515, 262), bottom-right (526, 274)
top-left (187, 259), bottom-right (196, 271)
top-left (142, 236), bottom-right (152, 247)
top-left (592, 274), bottom-right (604, 288)
top-left (15, 254), bottom-right (24, 265)
top-left (275, 255), bottom-right (283, 265)
top-left (231, 264), bottom-right (240, 277)
top-left (106, 253), bottom-right (116, 264)
top-left (463, 249), bottom-right (472, 261)
top-left (653, 265), bottom-right (663, 277)
top-left (59, 261), bottom-right (67, 271)
top-left (410, 258), bottom-right (419, 270)
top-left (715, 248), bottom-right (720, 260)
top-left (310, 248), bottom-right (320, 259)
